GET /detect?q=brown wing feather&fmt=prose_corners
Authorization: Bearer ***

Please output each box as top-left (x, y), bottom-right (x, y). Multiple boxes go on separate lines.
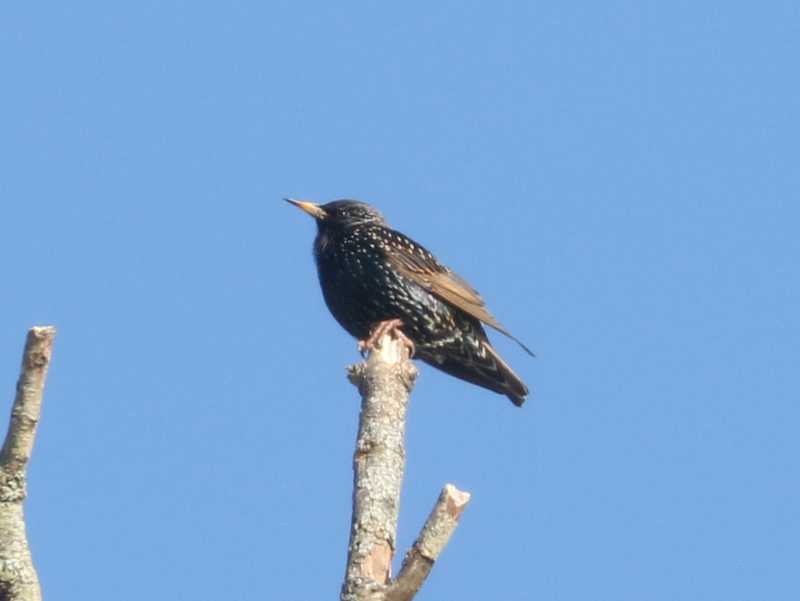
top-left (385, 229), bottom-right (534, 356)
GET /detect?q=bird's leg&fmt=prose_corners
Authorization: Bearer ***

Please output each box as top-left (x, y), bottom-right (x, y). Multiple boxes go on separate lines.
top-left (387, 319), bottom-right (417, 359)
top-left (359, 319), bottom-right (416, 358)
top-left (390, 325), bottom-right (416, 359)
top-left (359, 319), bottom-right (403, 356)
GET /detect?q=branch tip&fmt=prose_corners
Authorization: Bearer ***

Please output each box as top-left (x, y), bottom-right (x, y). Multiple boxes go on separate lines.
top-left (387, 483), bottom-right (472, 600)
top-left (1, 325), bottom-right (56, 475)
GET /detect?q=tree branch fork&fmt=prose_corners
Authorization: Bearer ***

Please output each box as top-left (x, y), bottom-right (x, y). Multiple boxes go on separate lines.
top-left (342, 326), bottom-right (471, 601)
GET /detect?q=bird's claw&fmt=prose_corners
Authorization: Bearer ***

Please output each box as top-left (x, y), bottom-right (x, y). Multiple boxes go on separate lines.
top-left (358, 319), bottom-right (416, 358)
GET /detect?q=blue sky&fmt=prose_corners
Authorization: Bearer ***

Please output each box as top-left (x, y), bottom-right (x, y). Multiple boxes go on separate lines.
top-left (2, 2), bottom-right (798, 599)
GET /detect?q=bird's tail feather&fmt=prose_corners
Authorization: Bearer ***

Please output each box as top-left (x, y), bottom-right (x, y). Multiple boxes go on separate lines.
top-left (420, 341), bottom-right (529, 407)
top-left (482, 343), bottom-right (529, 406)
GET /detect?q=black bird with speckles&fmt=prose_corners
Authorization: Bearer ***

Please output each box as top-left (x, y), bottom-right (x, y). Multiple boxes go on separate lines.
top-left (286, 198), bottom-right (533, 406)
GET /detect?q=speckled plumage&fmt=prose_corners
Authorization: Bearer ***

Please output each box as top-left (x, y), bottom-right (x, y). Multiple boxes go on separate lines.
top-left (287, 198), bottom-right (532, 406)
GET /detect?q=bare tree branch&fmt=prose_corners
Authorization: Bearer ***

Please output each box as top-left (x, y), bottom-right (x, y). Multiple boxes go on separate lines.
top-left (387, 484), bottom-right (471, 601)
top-left (341, 325), bottom-right (470, 601)
top-left (0, 326), bottom-right (56, 601)
top-left (341, 330), bottom-right (417, 601)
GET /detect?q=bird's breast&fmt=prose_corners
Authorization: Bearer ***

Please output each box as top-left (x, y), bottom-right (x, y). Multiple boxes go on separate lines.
top-left (312, 226), bottom-right (469, 346)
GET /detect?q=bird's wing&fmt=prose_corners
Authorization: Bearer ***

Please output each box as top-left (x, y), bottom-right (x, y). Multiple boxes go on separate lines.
top-left (385, 229), bottom-right (534, 356)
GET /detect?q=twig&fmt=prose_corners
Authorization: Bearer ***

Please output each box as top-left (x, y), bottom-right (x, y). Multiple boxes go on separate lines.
top-left (386, 484), bottom-right (471, 601)
top-left (0, 326), bottom-right (56, 601)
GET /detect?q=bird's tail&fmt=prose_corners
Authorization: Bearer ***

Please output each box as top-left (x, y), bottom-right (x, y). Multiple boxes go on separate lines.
top-left (481, 343), bottom-right (529, 406)
top-left (421, 340), bottom-right (529, 406)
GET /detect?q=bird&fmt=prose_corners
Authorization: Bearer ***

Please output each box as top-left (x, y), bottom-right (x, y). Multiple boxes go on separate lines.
top-left (286, 198), bottom-right (533, 406)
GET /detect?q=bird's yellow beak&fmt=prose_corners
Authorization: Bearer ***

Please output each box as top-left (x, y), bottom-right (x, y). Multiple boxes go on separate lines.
top-left (284, 198), bottom-right (327, 220)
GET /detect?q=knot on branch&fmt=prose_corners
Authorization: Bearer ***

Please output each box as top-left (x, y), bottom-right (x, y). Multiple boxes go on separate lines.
top-left (0, 470), bottom-right (26, 504)
top-left (23, 350), bottom-right (50, 372)
top-left (348, 328), bottom-right (418, 394)
top-left (348, 363), bottom-right (418, 398)
top-left (0, 556), bottom-right (39, 591)
top-left (341, 577), bottom-right (388, 601)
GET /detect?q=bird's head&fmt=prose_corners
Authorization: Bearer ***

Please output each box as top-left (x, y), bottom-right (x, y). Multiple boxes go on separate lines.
top-left (285, 198), bottom-right (386, 229)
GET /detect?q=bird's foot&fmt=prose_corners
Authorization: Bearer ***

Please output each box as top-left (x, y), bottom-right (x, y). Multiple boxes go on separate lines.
top-left (359, 319), bottom-right (416, 358)
top-left (359, 318), bottom-right (403, 355)
top-left (391, 328), bottom-right (416, 359)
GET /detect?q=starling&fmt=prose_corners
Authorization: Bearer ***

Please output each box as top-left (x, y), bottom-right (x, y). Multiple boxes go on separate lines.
top-left (286, 198), bottom-right (533, 406)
